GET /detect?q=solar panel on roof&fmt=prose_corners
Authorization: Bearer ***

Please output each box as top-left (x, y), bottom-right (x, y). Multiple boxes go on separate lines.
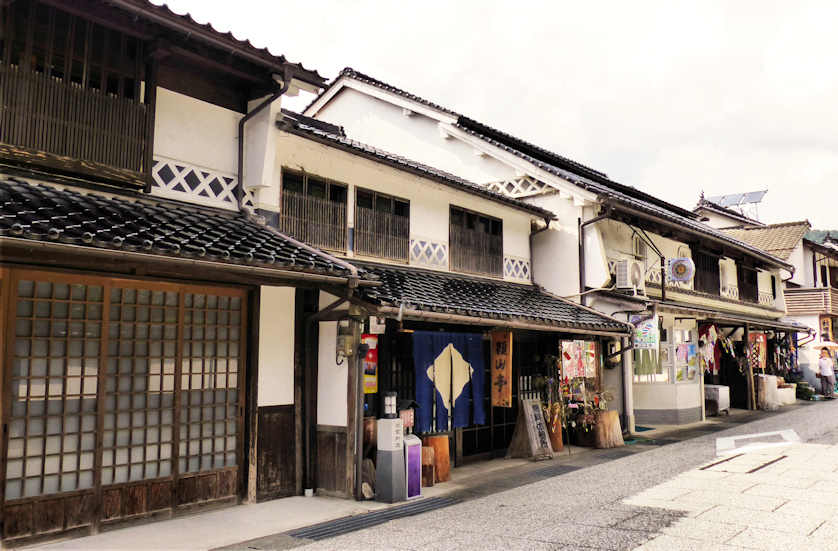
top-left (707, 191), bottom-right (767, 207)
top-left (742, 190), bottom-right (768, 204)
top-left (707, 193), bottom-right (743, 206)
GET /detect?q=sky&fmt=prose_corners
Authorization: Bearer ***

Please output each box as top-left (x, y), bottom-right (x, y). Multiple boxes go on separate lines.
top-left (158, 0), bottom-right (837, 229)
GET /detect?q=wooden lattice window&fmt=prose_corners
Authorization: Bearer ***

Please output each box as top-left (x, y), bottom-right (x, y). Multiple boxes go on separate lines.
top-left (693, 250), bottom-right (721, 296)
top-left (279, 169), bottom-right (347, 252)
top-left (449, 206), bottom-right (503, 277)
top-left (355, 188), bottom-right (409, 261)
top-left (101, 287), bottom-right (179, 486)
top-left (737, 265), bottom-right (759, 303)
top-left (6, 279), bottom-right (103, 499)
top-left (2, 270), bottom-right (245, 537)
top-left (179, 292), bottom-right (241, 474)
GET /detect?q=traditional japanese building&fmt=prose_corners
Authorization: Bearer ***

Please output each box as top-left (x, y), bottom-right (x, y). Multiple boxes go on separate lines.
top-left (0, 0), bottom-right (370, 544)
top-left (303, 68), bottom-right (811, 429)
top-left (266, 112), bottom-right (632, 494)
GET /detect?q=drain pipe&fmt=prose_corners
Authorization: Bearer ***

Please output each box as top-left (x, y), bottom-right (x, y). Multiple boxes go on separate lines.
top-left (236, 67), bottom-right (294, 210)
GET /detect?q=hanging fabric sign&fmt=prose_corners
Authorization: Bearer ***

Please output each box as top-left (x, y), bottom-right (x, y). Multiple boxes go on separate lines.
top-left (560, 341), bottom-right (598, 379)
top-left (361, 334), bottom-right (378, 394)
top-left (631, 314), bottom-right (659, 350)
top-left (749, 332), bottom-right (767, 373)
top-left (699, 323), bottom-right (720, 375)
top-left (412, 332), bottom-right (486, 433)
top-left (491, 331), bottom-right (514, 408)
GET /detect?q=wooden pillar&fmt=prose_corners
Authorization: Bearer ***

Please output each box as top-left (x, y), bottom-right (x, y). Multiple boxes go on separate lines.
top-left (622, 336), bottom-right (635, 433)
top-left (245, 289), bottom-right (261, 502)
top-left (142, 49), bottom-right (159, 192)
top-left (744, 323), bottom-right (755, 410)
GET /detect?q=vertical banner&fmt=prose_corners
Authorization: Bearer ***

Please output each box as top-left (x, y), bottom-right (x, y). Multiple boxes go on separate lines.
top-left (748, 332), bottom-right (767, 373)
top-left (491, 330), bottom-right (513, 407)
top-left (361, 334), bottom-right (378, 394)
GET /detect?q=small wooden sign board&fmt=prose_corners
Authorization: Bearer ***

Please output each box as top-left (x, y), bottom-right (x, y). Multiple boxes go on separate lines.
top-left (506, 398), bottom-right (554, 461)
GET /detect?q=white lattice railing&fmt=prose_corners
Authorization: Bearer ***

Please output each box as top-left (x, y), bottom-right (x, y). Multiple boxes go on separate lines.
top-left (150, 156), bottom-right (254, 211)
top-left (721, 284), bottom-right (739, 300)
top-left (758, 291), bottom-right (775, 306)
top-left (485, 175), bottom-right (549, 198)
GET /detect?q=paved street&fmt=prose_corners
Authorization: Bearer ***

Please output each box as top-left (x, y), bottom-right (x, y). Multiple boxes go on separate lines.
top-left (232, 400), bottom-right (838, 551)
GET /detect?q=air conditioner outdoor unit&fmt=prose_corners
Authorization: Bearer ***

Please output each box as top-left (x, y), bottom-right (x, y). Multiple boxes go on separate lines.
top-left (615, 259), bottom-right (646, 296)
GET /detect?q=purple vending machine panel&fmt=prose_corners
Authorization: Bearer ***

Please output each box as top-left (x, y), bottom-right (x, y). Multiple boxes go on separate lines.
top-left (404, 434), bottom-right (422, 499)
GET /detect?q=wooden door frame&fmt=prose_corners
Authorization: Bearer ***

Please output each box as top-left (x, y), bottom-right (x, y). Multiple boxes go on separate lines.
top-left (0, 266), bottom-right (250, 543)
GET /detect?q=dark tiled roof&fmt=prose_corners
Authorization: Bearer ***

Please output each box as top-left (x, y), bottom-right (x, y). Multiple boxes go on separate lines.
top-left (311, 68), bottom-right (697, 220)
top-left (112, 1), bottom-right (325, 86)
top-left (277, 114), bottom-right (555, 219)
top-left (356, 262), bottom-right (631, 333)
top-left (453, 123), bottom-right (700, 220)
top-left (0, 177), bottom-right (353, 276)
top-left (599, 186), bottom-right (794, 271)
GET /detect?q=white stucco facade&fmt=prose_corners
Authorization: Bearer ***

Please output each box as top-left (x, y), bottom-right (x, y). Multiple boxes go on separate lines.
top-left (254, 131), bottom-right (537, 282)
top-left (257, 286), bottom-right (297, 407)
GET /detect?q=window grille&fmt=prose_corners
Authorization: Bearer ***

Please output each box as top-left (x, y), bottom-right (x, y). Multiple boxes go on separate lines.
top-left (279, 169), bottom-right (347, 251)
top-left (449, 206), bottom-right (503, 277)
top-left (354, 188), bottom-right (409, 261)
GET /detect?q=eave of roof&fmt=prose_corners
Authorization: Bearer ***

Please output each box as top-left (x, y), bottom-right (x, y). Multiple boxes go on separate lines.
top-left (277, 116), bottom-right (556, 220)
top-left (605, 195), bottom-right (795, 271)
top-left (0, 176), bottom-right (359, 281)
top-left (354, 261), bottom-right (632, 334)
top-left (111, 0), bottom-right (325, 87)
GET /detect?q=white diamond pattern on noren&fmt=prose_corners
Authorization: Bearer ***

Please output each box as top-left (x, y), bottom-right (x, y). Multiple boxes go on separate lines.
top-left (715, 429), bottom-right (800, 455)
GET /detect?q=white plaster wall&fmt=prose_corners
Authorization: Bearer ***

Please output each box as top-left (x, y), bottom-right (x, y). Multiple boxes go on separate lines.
top-left (269, 132), bottom-right (534, 263)
top-left (526, 193), bottom-right (585, 297)
top-left (314, 89), bottom-right (516, 186)
top-left (598, 219), bottom-right (694, 290)
top-left (257, 286), bottom-right (295, 407)
top-left (788, 243), bottom-right (807, 286)
top-left (154, 88), bottom-right (241, 174)
top-left (317, 293), bottom-right (349, 427)
top-left (696, 210), bottom-right (745, 229)
top-left (802, 246), bottom-right (816, 287)
top-left (719, 258), bottom-right (737, 291)
top-left (633, 383), bottom-right (702, 411)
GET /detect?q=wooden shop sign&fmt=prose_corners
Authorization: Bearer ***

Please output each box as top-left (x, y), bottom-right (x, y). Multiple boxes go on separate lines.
top-left (507, 398), bottom-right (554, 461)
top-left (491, 330), bottom-right (513, 407)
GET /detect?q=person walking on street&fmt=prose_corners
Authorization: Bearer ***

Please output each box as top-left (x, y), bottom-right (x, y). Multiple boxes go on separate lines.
top-left (819, 348), bottom-right (835, 398)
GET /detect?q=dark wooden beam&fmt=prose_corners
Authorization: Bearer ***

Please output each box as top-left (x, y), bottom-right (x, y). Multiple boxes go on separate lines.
top-left (0, 143), bottom-right (146, 189)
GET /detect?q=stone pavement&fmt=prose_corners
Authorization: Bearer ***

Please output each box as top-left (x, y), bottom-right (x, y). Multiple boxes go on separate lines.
top-left (627, 433), bottom-right (838, 550)
top-left (274, 400), bottom-right (838, 551)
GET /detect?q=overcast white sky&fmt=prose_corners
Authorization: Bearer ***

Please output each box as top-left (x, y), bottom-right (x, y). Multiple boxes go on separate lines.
top-left (160, 0), bottom-right (837, 229)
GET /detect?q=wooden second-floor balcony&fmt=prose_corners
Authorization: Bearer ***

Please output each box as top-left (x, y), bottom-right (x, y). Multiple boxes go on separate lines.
top-left (785, 287), bottom-right (838, 316)
top-left (0, 2), bottom-right (151, 189)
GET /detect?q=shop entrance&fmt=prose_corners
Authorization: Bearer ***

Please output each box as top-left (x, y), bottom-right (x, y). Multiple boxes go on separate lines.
top-left (1, 269), bottom-right (246, 544)
top-left (371, 324), bottom-right (559, 466)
